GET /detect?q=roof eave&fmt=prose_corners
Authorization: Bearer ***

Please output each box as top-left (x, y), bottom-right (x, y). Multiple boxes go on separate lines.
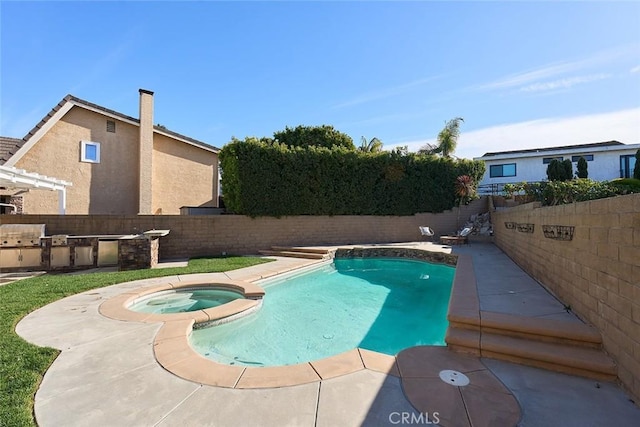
top-left (5, 95), bottom-right (219, 166)
top-left (475, 142), bottom-right (640, 161)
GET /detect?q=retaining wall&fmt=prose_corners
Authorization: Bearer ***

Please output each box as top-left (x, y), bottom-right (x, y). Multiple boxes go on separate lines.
top-left (491, 193), bottom-right (640, 400)
top-left (0, 198), bottom-right (487, 260)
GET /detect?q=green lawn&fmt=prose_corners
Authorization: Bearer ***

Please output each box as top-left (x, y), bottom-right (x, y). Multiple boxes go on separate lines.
top-left (0, 256), bottom-right (272, 427)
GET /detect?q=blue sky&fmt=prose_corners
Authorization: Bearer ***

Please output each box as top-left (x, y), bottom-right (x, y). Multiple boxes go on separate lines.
top-left (1, 1), bottom-right (639, 160)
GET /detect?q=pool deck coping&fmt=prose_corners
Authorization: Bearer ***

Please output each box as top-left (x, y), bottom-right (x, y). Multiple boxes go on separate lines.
top-left (95, 245), bottom-right (523, 423)
top-left (98, 255), bottom-right (409, 389)
top-left (97, 246), bottom-right (491, 390)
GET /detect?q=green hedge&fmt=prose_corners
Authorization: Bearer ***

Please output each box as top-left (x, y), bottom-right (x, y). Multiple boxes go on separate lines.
top-left (219, 138), bottom-right (485, 216)
top-left (503, 178), bottom-right (640, 206)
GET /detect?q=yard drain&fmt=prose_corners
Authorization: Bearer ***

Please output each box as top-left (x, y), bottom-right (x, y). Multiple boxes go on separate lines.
top-left (438, 370), bottom-right (470, 386)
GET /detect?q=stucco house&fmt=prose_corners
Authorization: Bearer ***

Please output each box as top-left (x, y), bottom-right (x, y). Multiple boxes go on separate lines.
top-left (0, 89), bottom-right (219, 215)
top-left (474, 141), bottom-right (640, 194)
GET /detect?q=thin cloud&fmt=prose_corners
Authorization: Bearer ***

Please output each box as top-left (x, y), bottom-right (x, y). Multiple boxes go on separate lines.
top-left (519, 73), bottom-right (611, 93)
top-left (0, 103), bottom-right (54, 138)
top-left (333, 76), bottom-right (440, 109)
top-left (474, 44), bottom-right (638, 92)
top-left (68, 42), bottom-right (132, 94)
top-left (476, 62), bottom-right (578, 91)
top-left (631, 65), bottom-right (640, 73)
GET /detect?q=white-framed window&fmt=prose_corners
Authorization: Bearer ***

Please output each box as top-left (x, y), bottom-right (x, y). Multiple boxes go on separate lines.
top-left (80, 141), bottom-right (101, 163)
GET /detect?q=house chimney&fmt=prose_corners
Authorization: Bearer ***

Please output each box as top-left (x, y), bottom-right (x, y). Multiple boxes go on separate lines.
top-left (138, 89), bottom-right (154, 214)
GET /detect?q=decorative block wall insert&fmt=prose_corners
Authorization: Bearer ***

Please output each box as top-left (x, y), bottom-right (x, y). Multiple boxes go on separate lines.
top-left (542, 225), bottom-right (574, 241)
top-left (504, 221), bottom-right (516, 230)
top-left (516, 223), bottom-right (535, 233)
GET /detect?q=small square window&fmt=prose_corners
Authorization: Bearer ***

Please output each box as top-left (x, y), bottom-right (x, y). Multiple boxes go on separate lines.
top-left (106, 120), bottom-right (116, 133)
top-left (80, 141), bottom-right (101, 163)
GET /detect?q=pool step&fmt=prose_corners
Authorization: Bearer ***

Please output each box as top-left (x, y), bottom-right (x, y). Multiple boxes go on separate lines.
top-left (270, 246), bottom-right (331, 255)
top-left (480, 311), bottom-right (603, 349)
top-left (259, 246), bottom-right (332, 260)
top-left (481, 333), bottom-right (617, 381)
top-left (446, 312), bottom-right (616, 381)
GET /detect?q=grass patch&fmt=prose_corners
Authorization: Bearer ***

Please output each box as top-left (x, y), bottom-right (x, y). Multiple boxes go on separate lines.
top-left (0, 256), bottom-right (272, 427)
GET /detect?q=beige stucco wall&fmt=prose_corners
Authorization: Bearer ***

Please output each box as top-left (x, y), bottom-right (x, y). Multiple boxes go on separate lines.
top-left (16, 107), bottom-right (139, 214)
top-left (492, 194), bottom-right (640, 400)
top-left (13, 106), bottom-right (218, 215)
top-left (152, 134), bottom-right (218, 215)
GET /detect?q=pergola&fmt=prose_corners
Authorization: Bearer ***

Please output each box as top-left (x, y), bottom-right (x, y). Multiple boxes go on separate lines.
top-left (0, 165), bottom-right (72, 214)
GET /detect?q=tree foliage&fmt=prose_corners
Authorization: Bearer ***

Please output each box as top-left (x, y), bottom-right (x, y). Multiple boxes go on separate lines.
top-left (562, 159), bottom-right (573, 180)
top-left (219, 138), bottom-right (485, 216)
top-left (272, 125), bottom-right (355, 150)
top-left (576, 156), bottom-right (588, 179)
top-left (358, 136), bottom-right (383, 153)
top-left (419, 117), bottom-right (464, 158)
top-left (634, 149), bottom-right (640, 180)
top-left (455, 175), bottom-right (475, 202)
top-left (454, 174), bottom-right (476, 228)
top-left (546, 159), bottom-right (573, 181)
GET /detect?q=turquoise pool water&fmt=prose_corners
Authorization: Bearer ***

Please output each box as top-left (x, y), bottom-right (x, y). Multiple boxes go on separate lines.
top-left (129, 289), bottom-right (243, 314)
top-left (190, 258), bottom-right (454, 367)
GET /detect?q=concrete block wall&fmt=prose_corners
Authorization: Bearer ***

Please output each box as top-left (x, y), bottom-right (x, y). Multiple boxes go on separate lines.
top-left (492, 193), bottom-right (640, 400)
top-left (0, 198), bottom-right (487, 260)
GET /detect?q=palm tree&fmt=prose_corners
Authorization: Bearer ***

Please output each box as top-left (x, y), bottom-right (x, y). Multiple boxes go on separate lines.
top-left (455, 174), bottom-right (475, 228)
top-left (358, 136), bottom-right (383, 153)
top-left (419, 117), bottom-right (464, 158)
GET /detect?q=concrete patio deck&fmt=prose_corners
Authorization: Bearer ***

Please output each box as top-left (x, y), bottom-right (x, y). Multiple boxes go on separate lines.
top-left (15, 242), bottom-right (640, 426)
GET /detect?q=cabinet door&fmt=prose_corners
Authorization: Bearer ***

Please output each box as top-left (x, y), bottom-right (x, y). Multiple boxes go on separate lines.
top-left (20, 248), bottom-right (42, 267)
top-left (74, 246), bottom-right (94, 266)
top-left (98, 241), bottom-right (118, 266)
top-left (0, 249), bottom-right (21, 268)
top-left (50, 247), bottom-right (70, 267)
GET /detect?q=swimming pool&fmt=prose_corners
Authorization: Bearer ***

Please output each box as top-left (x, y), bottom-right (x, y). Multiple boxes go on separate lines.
top-left (189, 257), bottom-right (454, 367)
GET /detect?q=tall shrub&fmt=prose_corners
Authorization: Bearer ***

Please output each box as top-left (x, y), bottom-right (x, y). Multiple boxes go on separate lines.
top-left (219, 138), bottom-right (485, 216)
top-left (546, 160), bottom-right (562, 181)
top-left (546, 159), bottom-right (573, 181)
top-left (634, 149), bottom-right (640, 180)
top-left (562, 159), bottom-right (573, 180)
top-left (577, 156), bottom-right (588, 178)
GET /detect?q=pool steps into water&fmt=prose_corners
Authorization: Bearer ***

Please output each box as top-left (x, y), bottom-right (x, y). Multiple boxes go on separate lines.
top-left (258, 246), bottom-right (332, 260)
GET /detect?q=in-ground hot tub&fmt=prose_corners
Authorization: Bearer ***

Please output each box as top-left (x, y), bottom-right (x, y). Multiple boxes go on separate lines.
top-left (128, 288), bottom-right (245, 314)
top-left (100, 280), bottom-right (266, 325)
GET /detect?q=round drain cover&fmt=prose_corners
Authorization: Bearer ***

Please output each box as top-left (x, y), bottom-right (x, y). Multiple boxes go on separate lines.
top-left (439, 370), bottom-right (470, 386)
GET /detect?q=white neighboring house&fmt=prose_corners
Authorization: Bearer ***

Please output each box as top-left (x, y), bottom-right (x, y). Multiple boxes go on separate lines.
top-left (474, 141), bottom-right (640, 194)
